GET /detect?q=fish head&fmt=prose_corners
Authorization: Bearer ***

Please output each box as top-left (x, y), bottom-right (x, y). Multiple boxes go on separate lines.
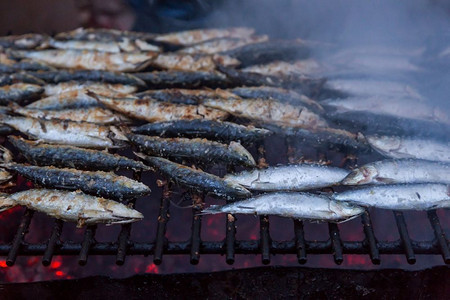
top-left (229, 141), bottom-right (256, 167)
top-left (366, 135), bottom-right (402, 154)
top-left (341, 165), bottom-right (377, 185)
top-left (225, 180), bottom-right (252, 198)
top-left (329, 200), bottom-right (365, 220)
top-left (0, 145), bottom-right (13, 163)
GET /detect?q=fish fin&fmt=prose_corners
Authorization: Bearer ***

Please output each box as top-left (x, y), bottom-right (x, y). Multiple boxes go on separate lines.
top-left (198, 205), bottom-right (224, 215)
top-left (375, 177), bottom-right (396, 184)
top-left (335, 211), bottom-right (365, 224)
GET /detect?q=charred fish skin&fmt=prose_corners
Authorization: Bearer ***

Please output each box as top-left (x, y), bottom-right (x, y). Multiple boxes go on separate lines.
top-left (8, 136), bottom-right (148, 172)
top-left (0, 61), bottom-right (56, 73)
top-left (366, 135), bottom-right (450, 163)
top-left (128, 134), bottom-right (256, 167)
top-left (133, 71), bottom-right (233, 89)
top-left (91, 92), bottom-right (229, 123)
top-left (29, 70), bottom-right (147, 87)
top-left (332, 183), bottom-right (450, 210)
top-left (201, 96), bottom-right (328, 128)
top-left (25, 90), bottom-right (100, 110)
top-left (341, 159), bottom-right (450, 186)
top-left (220, 40), bottom-right (310, 67)
top-left (201, 192), bottom-right (365, 222)
top-left (149, 53), bottom-right (240, 72)
top-left (135, 88), bottom-right (239, 105)
top-left (11, 50), bottom-right (157, 72)
top-left (132, 120), bottom-right (272, 144)
top-left (230, 86), bottom-right (324, 112)
top-left (13, 106), bottom-right (131, 125)
top-left (0, 116), bottom-right (127, 148)
top-left (3, 164), bottom-right (151, 201)
top-left (224, 164), bottom-right (349, 192)
top-left (0, 83), bottom-right (44, 104)
top-left (5, 189), bottom-right (144, 226)
top-left (0, 73), bottom-right (46, 86)
top-left (137, 154), bottom-right (251, 200)
top-left (264, 124), bottom-right (371, 153)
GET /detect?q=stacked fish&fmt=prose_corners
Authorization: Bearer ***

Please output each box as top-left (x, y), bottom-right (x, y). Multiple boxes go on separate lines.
top-left (0, 27), bottom-right (447, 227)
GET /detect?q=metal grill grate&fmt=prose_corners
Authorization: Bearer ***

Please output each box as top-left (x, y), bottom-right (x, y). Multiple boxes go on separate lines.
top-left (0, 139), bottom-right (449, 267)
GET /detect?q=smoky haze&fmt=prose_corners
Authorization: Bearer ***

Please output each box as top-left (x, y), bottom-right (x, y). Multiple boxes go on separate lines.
top-left (206, 0), bottom-right (450, 130)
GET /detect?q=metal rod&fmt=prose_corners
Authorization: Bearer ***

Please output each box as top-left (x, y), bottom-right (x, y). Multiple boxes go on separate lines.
top-left (393, 211), bottom-right (416, 264)
top-left (225, 213), bottom-right (236, 265)
top-left (153, 182), bottom-right (171, 265)
top-left (293, 219), bottom-right (307, 264)
top-left (328, 223), bottom-right (343, 265)
top-left (42, 219), bottom-right (64, 266)
top-left (78, 225), bottom-right (97, 266)
top-left (361, 211), bottom-right (380, 264)
top-left (6, 209), bottom-right (34, 266)
top-left (189, 193), bottom-right (203, 265)
top-left (427, 210), bottom-right (450, 264)
top-left (260, 216), bottom-right (271, 264)
top-left (116, 171), bottom-right (142, 265)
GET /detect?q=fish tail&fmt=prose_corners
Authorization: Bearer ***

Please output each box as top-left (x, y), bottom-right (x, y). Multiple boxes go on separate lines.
top-left (198, 205), bottom-right (224, 215)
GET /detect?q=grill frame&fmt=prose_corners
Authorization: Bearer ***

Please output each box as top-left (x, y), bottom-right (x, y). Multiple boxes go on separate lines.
top-left (1, 139), bottom-right (449, 268)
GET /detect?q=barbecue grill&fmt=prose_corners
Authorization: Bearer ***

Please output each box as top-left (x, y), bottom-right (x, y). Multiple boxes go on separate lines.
top-left (1, 137), bottom-right (448, 270)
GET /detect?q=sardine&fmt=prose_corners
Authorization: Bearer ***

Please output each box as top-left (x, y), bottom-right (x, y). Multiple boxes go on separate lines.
top-left (0, 193), bottom-right (17, 212)
top-left (0, 116), bottom-right (127, 148)
top-left (134, 71), bottom-right (233, 89)
top-left (13, 106), bottom-right (131, 124)
top-left (217, 65), bottom-right (325, 95)
top-left (0, 61), bottom-right (55, 73)
top-left (44, 81), bottom-right (137, 96)
top-left (11, 50), bottom-right (157, 72)
top-left (135, 88), bottom-right (239, 105)
top-left (265, 124), bottom-right (371, 152)
top-left (323, 79), bottom-right (423, 100)
top-left (149, 53), bottom-right (240, 72)
top-left (342, 159), bottom-right (450, 185)
top-left (91, 92), bottom-right (229, 123)
top-left (221, 40), bottom-right (310, 67)
top-left (225, 164), bottom-right (349, 191)
top-left (241, 59), bottom-right (323, 77)
top-left (154, 27), bottom-right (255, 46)
top-left (323, 96), bottom-right (448, 125)
top-left (0, 189), bottom-right (143, 227)
top-left (136, 154), bottom-right (251, 199)
top-left (132, 120), bottom-right (272, 144)
top-left (201, 192), bottom-right (364, 222)
top-left (2, 164), bottom-right (150, 201)
top-left (178, 36), bottom-right (268, 54)
top-left (128, 134), bottom-right (256, 167)
top-left (30, 70), bottom-right (146, 87)
top-left (332, 183), bottom-right (450, 210)
top-left (26, 90), bottom-right (102, 110)
top-left (47, 38), bottom-right (161, 53)
top-left (9, 136), bottom-right (148, 172)
top-left (0, 83), bottom-right (43, 104)
top-left (367, 135), bottom-right (450, 163)
top-left (55, 27), bottom-right (155, 43)
top-left (0, 73), bottom-right (45, 86)
top-left (230, 86), bottom-right (323, 112)
top-left (201, 97), bottom-right (328, 128)
top-left (0, 146), bottom-right (13, 184)
top-left (0, 33), bottom-right (47, 49)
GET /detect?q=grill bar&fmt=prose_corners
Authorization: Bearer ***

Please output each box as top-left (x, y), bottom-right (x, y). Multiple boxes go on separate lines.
top-left (78, 225), bottom-right (97, 266)
top-left (225, 213), bottom-right (236, 265)
top-left (361, 211), bottom-right (380, 264)
top-left (260, 216), bottom-right (271, 264)
top-left (328, 223), bottom-right (344, 264)
top-left (427, 210), bottom-right (450, 264)
top-left (293, 220), bottom-right (307, 264)
top-left (394, 211), bottom-right (416, 264)
top-left (153, 182), bottom-right (171, 265)
top-left (42, 219), bottom-right (64, 266)
top-left (6, 209), bottom-right (34, 266)
top-left (189, 194), bottom-right (203, 265)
